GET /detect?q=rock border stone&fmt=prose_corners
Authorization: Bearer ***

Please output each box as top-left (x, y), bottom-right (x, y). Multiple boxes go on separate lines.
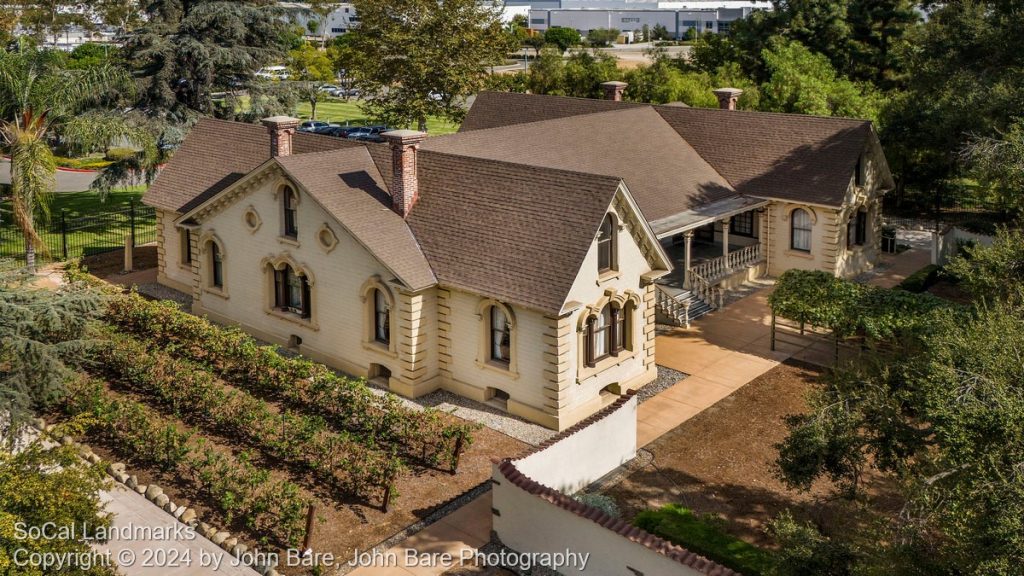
top-left (30, 418), bottom-right (280, 575)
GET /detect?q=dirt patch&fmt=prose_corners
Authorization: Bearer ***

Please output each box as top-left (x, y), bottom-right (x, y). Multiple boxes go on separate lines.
top-left (605, 361), bottom-right (896, 548)
top-left (927, 278), bottom-right (972, 304)
top-left (81, 244), bottom-right (157, 278)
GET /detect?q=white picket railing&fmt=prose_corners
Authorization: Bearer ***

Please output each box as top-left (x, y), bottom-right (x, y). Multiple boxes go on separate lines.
top-left (654, 284), bottom-right (689, 326)
top-left (689, 243), bottom-right (764, 283)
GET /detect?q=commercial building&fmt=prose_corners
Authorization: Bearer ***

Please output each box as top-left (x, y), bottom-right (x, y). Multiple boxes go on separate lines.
top-left (526, 0), bottom-right (772, 38)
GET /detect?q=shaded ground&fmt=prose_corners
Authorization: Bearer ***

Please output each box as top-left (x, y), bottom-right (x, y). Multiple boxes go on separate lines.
top-left (82, 244), bottom-right (158, 278)
top-left (605, 361), bottom-right (897, 548)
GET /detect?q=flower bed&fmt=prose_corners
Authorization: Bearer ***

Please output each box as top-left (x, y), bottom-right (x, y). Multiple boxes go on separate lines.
top-left (105, 293), bottom-right (474, 469)
top-left (64, 378), bottom-right (309, 546)
top-left (93, 329), bottom-right (402, 505)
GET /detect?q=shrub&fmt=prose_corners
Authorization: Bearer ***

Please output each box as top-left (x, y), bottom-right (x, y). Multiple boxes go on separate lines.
top-left (766, 511), bottom-right (856, 576)
top-left (93, 330), bottom-right (403, 502)
top-left (897, 264), bottom-right (941, 293)
top-left (104, 147), bottom-right (140, 162)
top-left (634, 505), bottom-right (775, 575)
top-left (104, 293), bottom-right (475, 470)
top-left (573, 493), bottom-right (620, 518)
top-left (65, 378), bottom-right (309, 546)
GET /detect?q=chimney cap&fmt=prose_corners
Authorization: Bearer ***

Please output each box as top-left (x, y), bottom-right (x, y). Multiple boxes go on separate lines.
top-left (712, 87), bottom-right (744, 96)
top-left (600, 80), bottom-right (628, 88)
top-left (382, 129), bottom-right (427, 145)
top-left (261, 115), bottom-right (301, 127)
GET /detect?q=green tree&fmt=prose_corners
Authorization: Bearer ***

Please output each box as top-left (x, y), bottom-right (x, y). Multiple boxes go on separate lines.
top-left (846, 0), bottom-right (919, 86)
top-left (586, 28), bottom-right (620, 48)
top-left (94, 0), bottom-right (145, 34)
top-left (65, 43), bottom-right (120, 70)
top-left (0, 441), bottom-right (114, 575)
top-left (881, 1), bottom-right (1024, 194)
top-left (960, 121), bottom-right (1024, 216)
top-left (760, 38), bottom-right (882, 120)
top-left (651, 23), bottom-right (671, 41)
top-left (523, 33), bottom-right (546, 57)
top-left (124, 0), bottom-right (287, 122)
top-left (0, 43), bottom-right (143, 270)
top-left (562, 50), bottom-right (619, 98)
top-left (946, 228), bottom-right (1024, 304)
top-left (0, 267), bottom-right (106, 436)
top-left (544, 26), bottom-right (581, 54)
top-left (527, 46), bottom-right (565, 95)
top-left (288, 42), bottom-right (335, 119)
top-left (342, 0), bottom-right (514, 131)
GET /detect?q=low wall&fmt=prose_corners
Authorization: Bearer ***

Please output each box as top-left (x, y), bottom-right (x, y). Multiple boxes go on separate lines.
top-left (932, 226), bottom-right (995, 265)
top-left (491, 393), bottom-right (739, 576)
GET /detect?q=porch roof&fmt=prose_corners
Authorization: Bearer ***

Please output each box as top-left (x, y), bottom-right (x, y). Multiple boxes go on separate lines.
top-left (650, 195), bottom-right (769, 238)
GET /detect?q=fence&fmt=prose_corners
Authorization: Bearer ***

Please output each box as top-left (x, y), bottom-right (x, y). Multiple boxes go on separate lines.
top-left (0, 200), bottom-right (156, 265)
top-left (882, 186), bottom-right (1016, 231)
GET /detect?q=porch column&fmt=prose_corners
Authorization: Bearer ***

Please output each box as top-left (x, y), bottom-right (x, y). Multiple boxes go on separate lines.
top-left (721, 217), bottom-right (731, 259)
top-left (683, 230), bottom-right (694, 289)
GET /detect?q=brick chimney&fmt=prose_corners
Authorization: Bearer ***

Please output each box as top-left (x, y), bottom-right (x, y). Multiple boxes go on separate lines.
top-left (382, 129), bottom-right (427, 218)
top-left (600, 81), bottom-right (628, 102)
top-left (262, 116), bottom-right (301, 157)
top-left (712, 88), bottom-right (743, 111)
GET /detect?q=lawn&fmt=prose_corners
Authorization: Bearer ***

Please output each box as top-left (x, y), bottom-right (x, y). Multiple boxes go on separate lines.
top-left (296, 98), bottom-right (461, 134)
top-left (0, 187), bottom-right (151, 263)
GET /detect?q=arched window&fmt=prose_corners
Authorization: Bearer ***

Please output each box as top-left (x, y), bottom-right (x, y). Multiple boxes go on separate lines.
top-left (282, 186), bottom-right (298, 238)
top-left (489, 306), bottom-right (511, 364)
top-left (585, 303), bottom-right (632, 367)
top-left (209, 241), bottom-right (223, 288)
top-left (274, 264), bottom-right (310, 318)
top-left (597, 214), bottom-right (616, 272)
top-left (791, 208), bottom-right (812, 252)
top-left (373, 289), bottom-right (390, 344)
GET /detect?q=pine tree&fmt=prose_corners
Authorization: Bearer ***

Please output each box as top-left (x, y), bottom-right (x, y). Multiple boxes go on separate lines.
top-left (0, 267), bottom-right (106, 440)
top-left (124, 0), bottom-right (288, 122)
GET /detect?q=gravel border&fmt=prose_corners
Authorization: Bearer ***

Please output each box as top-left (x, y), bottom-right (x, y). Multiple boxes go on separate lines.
top-left (635, 365), bottom-right (687, 403)
top-left (136, 282), bottom-right (193, 309)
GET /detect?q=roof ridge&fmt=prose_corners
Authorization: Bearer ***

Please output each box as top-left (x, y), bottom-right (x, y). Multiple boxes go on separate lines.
top-left (420, 148), bottom-right (625, 186)
top-left (654, 102), bottom-right (873, 125)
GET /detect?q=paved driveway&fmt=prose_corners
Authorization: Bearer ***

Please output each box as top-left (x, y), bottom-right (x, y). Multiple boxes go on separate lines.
top-left (0, 158), bottom-right (98, 192)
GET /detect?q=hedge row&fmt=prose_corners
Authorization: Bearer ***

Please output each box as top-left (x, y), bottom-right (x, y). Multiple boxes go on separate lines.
top-left (105, 293), bottom-right (473, 469)
top-left (64, 378), bottom-right (309, 546)
top-left (96, 330), bottom-right (403, 503)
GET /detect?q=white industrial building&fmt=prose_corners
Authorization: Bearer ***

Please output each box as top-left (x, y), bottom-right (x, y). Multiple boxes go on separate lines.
top-left (526, 0), bottom-right (773, 38)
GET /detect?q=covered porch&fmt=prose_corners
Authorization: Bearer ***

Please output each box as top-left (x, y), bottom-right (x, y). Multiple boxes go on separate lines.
top-left (651, 196), bottom-right (769, 325)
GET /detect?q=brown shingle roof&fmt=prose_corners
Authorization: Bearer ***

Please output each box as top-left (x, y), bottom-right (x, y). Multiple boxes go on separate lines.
top-left (143, 118), bottom-right (359, 214)
top-left (407, 151), bottom-right (625, 313)
top-left (274, 148), bottom-right (436, 291)
top-left (655, 106), bottom-right (871, 206)
top-left (461, 91), bottom-right (877, 208)
top-left (460, 91), bottom-right (644, 131)
top-left (423, 107), bottom-right (736, 221)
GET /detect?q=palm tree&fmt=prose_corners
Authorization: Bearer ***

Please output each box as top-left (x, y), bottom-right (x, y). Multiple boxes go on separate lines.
top-left (0, 42), bottom-right (144, 271)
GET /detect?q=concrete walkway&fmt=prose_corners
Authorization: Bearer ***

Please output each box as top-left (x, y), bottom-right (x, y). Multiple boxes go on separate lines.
top-left (96, 484), bottom-right (260, 576)
top-left (865, 247), bottom-right (931, 288)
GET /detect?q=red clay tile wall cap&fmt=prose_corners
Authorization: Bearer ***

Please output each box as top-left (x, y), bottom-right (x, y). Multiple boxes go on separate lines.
top-left (495, 460), bottom-right (741, 576)
top-left (515, 390), bottom-right (638, 460)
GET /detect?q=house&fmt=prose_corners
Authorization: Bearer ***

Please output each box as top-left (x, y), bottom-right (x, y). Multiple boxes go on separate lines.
top-left (144, 85), bottom-right (893, 430)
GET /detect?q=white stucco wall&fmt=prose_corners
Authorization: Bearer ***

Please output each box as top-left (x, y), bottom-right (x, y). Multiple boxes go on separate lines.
top-left (515, 396), bottom-right (637, 493)
top-left (156, 209), bottom-right (195, 293)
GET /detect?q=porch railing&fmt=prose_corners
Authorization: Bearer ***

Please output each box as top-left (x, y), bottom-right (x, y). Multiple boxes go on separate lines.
top-left (689, 269), bottom-right (714, 310)
top-left (655, 284), bottom-right (689, 325)
top-left (689, 243), bottom-right (764, 283)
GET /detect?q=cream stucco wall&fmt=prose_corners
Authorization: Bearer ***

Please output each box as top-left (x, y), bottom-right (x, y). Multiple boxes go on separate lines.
top-left (155, 209), bottom-right (196, 294)
top-left (188, 168), bottom-right (415, 383)
top-left (764, 139), bottom-right (889, 279)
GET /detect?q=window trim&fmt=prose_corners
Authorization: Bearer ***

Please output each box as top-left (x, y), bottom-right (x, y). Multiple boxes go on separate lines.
top-left (180, 228), bottom-right (193, 266)
top-left (360, 276), bottom-right (397, 355)
top-left (585, 303), bottom-right (632, 367)
top-left (199, 232), bottom-right (228, 297)
top-left (373, 288), bottom-right (391, 344)
top-left (262, 255), bottom-right (317, 329)
top-left (210, 242), bottom-right (223, 288)
top-left (848, 209), bottom-right (868, 248)
top-left (489, 305), bottom-right (511, 364)
top-left (281, 185), bottom-right (299, 239)
top-left (790, 208), bottom-right (813, 253)
top-left (475, 299), bottom-right (518, 376)
top-left (597, 213), bottom-right (617, 273)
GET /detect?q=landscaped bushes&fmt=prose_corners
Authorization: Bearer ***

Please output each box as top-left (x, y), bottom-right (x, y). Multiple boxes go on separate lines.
top-left (64, 378), bottom-right (309, 546)
top-left (634, 505), bottom-right (774, 576)
top-left (94, 330), bottom-right (403, 503)
top-left (105, 293), bottom-right (473, 469)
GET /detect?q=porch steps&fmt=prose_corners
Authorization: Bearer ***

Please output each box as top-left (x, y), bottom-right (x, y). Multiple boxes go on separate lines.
top-left (654, 288), bottom-right (714, 327)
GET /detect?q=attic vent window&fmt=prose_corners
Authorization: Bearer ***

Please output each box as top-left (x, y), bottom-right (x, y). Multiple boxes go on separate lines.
top-left (317, 224), bottom-right (338, 253)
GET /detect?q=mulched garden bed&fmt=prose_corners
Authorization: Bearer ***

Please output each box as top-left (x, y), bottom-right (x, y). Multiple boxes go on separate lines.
top-left (603, 361), bottom-right (899, 549)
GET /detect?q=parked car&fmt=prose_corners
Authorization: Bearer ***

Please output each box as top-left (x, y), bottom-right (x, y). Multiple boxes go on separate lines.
top-left (255, 65), bottom-right (289, 81)
top-left (298, 120), bottom-right (331, 133)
